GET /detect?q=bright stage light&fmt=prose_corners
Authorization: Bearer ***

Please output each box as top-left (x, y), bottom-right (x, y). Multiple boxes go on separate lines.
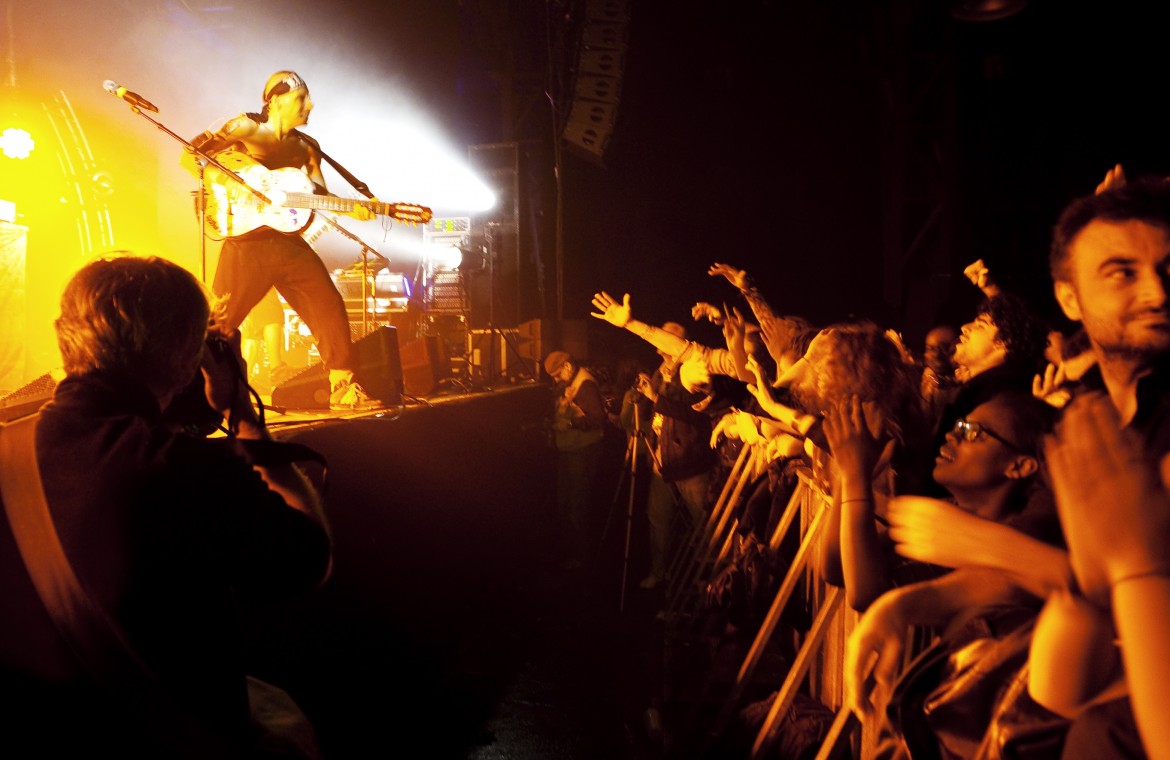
top-left (307, 107), bottom-right (497, 215)
top-left (0, 128), bottom-right (35, 159)
top-left (428, 244), bottom-right (464, 270)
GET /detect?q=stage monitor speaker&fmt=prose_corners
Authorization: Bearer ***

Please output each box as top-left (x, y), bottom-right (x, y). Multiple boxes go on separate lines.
top-left (400, 335), bottom-right (448, 397)
top-left (0, 370), bottom-right (60, 423)
top-left (271, 326), bottom-right (403, 410)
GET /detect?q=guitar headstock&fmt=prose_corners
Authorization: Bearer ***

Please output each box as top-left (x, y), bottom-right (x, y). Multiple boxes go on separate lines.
top-left (387, 202), bottom-right (433, 226)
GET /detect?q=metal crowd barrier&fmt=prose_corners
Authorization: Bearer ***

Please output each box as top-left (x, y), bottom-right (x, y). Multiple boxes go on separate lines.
top-left (661, 438), bottom-right (873, 759)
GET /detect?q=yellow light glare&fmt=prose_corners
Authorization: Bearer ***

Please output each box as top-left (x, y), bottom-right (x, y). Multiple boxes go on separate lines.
top-left (0, 128), bottom-right (34, 159)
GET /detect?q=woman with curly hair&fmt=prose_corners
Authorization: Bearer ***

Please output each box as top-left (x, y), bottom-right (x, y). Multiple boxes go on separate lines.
top-left (776, 321), bottom-right (937, 611)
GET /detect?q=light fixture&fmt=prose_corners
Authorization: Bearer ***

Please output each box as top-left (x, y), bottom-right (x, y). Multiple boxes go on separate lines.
top-left (950, 0), bottom-right (1027, 22)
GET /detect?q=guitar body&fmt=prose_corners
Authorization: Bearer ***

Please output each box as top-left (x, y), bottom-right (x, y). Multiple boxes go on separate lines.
top-left (200, 157), bottom-right (433, 239)
top-left (203, 161), bottom-right (317, 238)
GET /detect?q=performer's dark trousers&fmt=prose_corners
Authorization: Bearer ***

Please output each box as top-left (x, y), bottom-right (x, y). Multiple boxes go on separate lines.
top-left (214, 230), bottom-right (354, 372)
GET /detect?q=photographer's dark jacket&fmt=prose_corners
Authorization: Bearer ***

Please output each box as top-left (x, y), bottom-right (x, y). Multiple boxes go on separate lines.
top-left (0, 371), bottom-right (330, 755)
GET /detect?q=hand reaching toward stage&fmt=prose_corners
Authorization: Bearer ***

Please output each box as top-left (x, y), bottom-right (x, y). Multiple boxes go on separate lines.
top-left (734, 410), bottom-right (764, 446)
top-left (708, 262), bottom-right (748, 291)
top-left (590, 291), bottom-right (632, 328)
top-left (691, 302), bottom-right (723, 324)
top-left (710, 411), bottom-right (739, 448)
top-left (745, 354), bottom-right (774, 405)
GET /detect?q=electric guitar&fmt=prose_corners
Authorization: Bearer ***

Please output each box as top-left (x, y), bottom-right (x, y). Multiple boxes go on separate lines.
top-left (201, 160), bottom-right (432, 239)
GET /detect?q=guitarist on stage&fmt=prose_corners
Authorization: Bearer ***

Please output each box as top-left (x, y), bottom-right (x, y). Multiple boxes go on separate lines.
top-left (183, 70), bottom-right (376, 408)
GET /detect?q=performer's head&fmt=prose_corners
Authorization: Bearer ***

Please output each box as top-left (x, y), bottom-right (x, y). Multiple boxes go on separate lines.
top-left (261, 70), bottom-right (312, 126)
top-left (56, 254), bottom-right (210, 402)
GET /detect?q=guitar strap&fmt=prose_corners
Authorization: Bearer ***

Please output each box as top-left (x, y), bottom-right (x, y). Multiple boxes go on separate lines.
top-left (291, 128), bottom-right (375, 200)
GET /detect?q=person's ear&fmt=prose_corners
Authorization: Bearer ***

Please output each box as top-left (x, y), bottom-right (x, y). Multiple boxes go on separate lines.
top-left (1054, 280), bottom-right (1083, 322)
top-left (1005, 455), bottom-right (1039, 480)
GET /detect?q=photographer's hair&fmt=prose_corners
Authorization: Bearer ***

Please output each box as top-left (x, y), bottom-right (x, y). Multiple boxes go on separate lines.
top-left (1051, 175), bottom-right (1170, 282)
top-left (56, 254), bottom-right (211, 394)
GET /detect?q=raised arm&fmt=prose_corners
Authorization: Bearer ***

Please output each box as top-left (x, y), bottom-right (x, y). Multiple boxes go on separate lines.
top-left (962, 259), bottom-right (1002, 299)
top-left (819, 396), bottom-right (898, 610)
top-left (887, 496), bottom-right (1071, 598)
top-left (708, 262), bottom-right (804, 368)
top-left (591, 291), bottom-right (690, 358)
top-left (744, 355), bottom-right (817, 436)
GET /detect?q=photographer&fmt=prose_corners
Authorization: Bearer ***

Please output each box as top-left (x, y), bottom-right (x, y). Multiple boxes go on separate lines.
top-left (0, 254), bottom-right (331, 757)
top-left (545, 349), bottom-right (607, 571)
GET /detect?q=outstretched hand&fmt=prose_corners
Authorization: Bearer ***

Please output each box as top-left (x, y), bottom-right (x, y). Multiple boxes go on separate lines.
top-left (745, 354), bottom-right (773, 406)
top-left (708, 262), bottom-right (748, 290)
top-left (691, 301), bottom-right (723, 324)
top-left (590, 291), bottom-right (632, 328)
top-left (722, 305), bottom-right (746, 350)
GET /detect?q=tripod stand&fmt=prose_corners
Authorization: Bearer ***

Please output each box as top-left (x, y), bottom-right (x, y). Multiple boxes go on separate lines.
top-left (599, 398), bottom-right (655, 613)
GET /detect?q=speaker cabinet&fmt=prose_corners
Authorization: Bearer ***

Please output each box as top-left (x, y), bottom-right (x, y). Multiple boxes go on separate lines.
top-left (400, 335), bottom-right (448, 397)
top-left (271, 326), bottom-right (403, 410)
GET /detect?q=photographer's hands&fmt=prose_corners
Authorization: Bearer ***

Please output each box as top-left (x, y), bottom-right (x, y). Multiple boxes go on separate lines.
top-left (201, 325), bottom-right (262, 437)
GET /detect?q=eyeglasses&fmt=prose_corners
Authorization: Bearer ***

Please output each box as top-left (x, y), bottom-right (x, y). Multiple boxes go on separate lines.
top-left (950, 417), bottom-right (1023, 452)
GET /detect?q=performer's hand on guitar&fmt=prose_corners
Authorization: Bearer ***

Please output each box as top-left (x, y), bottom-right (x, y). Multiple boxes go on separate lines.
top-left (349, 198), bottom-right (378, 222)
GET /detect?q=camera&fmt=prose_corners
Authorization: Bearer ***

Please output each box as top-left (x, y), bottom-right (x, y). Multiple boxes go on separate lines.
top-left (206, 334), bottom-right (232, 362)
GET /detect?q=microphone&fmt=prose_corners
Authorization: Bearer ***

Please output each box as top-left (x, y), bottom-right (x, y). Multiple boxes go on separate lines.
top-left (102, 80), bottom-right (158, 113)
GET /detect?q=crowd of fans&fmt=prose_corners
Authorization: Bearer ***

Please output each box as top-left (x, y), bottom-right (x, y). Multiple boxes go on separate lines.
top-left (545, 167), bottom-right (1170, 759)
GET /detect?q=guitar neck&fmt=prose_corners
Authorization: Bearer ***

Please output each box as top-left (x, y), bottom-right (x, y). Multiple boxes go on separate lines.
top-left (284, 193), bottom-right (380, 215)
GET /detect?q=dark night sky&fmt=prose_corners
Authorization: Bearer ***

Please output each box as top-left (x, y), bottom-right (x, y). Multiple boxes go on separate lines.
top-left (8, 0), bottom-right (1170, 368)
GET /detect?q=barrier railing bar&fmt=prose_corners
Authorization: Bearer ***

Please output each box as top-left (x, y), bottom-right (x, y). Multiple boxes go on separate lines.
top-left (750, 585), bottom-right (845, 759)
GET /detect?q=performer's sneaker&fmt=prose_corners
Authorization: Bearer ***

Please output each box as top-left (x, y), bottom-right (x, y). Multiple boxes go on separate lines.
top-left (329, 378), bottom-right (382, 411)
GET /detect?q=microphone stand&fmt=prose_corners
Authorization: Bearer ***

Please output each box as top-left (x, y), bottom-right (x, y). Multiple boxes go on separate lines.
top-left (316, 214), bottom-right (391, 339)
top-left (105, 93), bottom-right (270, 284)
